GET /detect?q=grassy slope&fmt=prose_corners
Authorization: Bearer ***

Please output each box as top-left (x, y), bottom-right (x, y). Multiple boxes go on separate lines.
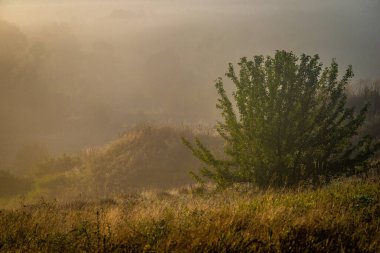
top-left (0, 176), bottom-right (379, 252)
top-left (0, 124), bottom-right (223, 204)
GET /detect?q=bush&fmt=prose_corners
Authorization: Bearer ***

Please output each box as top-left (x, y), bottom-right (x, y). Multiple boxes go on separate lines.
top-left (183, 51), bottom-right (380, 187)
top-left (0, 170), bottom-right (33, 197)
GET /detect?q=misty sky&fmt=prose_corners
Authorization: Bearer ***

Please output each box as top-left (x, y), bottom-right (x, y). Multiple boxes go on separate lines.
top-left (0, 0), bottom-right (379, 161)
top-left (2, 0), bottom-right (379, 78)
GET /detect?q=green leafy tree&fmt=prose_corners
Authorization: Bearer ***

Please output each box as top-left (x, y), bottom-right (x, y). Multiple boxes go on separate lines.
top-left (183, 51), bottom-right (380, 187)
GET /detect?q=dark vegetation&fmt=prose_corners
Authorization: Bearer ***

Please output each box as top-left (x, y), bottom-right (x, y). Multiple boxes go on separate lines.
top-left (0, 171), bottom-right (33, 198)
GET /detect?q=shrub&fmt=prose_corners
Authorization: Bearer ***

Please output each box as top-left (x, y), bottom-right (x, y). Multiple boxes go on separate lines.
top-left (183, 51), bottom-right (380, 187)
top-left (0, 170), bottom-right (33, 197)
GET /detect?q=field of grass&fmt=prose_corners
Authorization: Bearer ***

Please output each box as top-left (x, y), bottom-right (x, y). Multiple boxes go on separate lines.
top-left (0, 176), bottom-right (379, 252)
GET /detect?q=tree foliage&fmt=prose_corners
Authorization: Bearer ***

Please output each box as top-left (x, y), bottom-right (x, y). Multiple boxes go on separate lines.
top-left (183, 51), bottom-right (380, 187)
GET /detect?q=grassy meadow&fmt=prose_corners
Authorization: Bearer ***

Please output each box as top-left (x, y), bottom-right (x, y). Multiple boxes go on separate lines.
top-left (0, 175), bottom-right (379, 252)
top-left (0, 123), bottom-right (379, 252)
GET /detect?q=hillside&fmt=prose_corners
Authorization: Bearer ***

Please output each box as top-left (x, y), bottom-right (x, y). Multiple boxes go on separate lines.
top-left (0, 124), bottom-right (223, 203)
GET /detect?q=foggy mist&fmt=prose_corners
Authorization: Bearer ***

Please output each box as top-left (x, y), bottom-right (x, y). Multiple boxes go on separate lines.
top-left (1, 0), bottom-right (379, 167)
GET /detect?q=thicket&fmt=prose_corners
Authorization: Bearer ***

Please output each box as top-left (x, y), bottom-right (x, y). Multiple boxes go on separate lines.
top-left (184, 51), bottom-right (380, 187)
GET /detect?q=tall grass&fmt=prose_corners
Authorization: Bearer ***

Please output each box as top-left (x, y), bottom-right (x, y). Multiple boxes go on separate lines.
top-left (0, 176), bottom-right (379, 252)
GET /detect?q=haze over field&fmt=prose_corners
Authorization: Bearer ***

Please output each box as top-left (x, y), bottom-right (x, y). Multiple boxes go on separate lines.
top-left (1, 2), bottom-right (380, 251)
top-left (0, 0), bottom-right (379, 166)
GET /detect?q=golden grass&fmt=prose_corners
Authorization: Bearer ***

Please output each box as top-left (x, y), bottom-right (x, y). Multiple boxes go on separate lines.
top-left (0, 176), bottom-right (379, 252)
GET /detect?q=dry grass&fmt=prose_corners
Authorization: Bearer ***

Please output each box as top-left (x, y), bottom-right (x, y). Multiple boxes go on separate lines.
top-left (0, 176), bottom-right (379, 252)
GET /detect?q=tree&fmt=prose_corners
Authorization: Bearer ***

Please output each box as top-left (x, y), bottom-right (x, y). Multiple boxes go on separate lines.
top-left (183, 51), bottom-right (380, 187)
